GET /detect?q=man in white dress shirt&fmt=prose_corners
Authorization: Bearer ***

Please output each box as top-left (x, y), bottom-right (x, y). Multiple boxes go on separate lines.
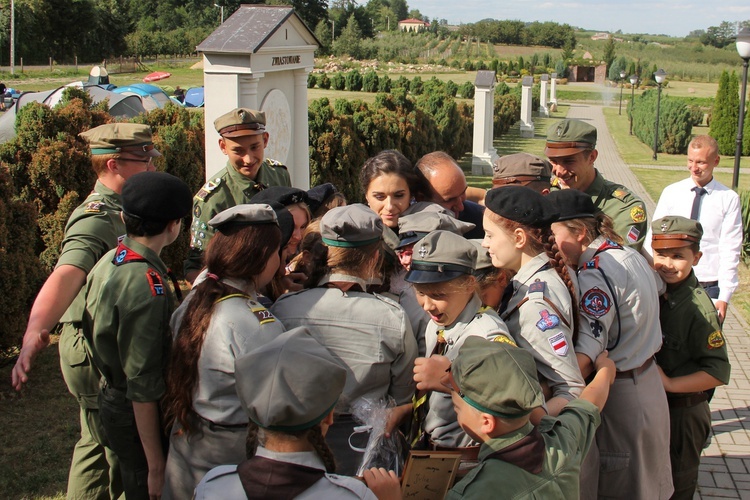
top-left (647, 135), bottom-right (742, 323)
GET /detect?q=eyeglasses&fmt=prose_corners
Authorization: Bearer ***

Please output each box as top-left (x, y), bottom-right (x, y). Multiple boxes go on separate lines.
top-left (117, 156), bottom-right (153, 164)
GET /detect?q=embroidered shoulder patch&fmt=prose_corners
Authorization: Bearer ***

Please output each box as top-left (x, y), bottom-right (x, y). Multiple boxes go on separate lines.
top-left (581, 256), bottom-right (599, 270)
top-left (581, 287), bottom-right (611, 318)
top-left (267, 158), bottom-right (288, 170)
top-left (536, 309), bottom-right (560, 331)
top-left (627, 226), bottom-right (641, 243)
top-left (112, 243), bottom-right (147, 266)
top-left (707, 331), bottom-right (725, 349)
top-left (630, 206), bottom-right (646, 223)
top-left (548, 331), bottom-right (569, 356)
top-left (195, 178), bottom-right (221, 202)
top-left (146, 269), bottom-right (164, 296)
top-left (612, 189), bottom-right (628, 201)
top-left (493, 334), bottom-right (517, 347)
top-left (250, 305), bottom-right (276, 325)
top-left (84, 201), bottom-right (104, 213)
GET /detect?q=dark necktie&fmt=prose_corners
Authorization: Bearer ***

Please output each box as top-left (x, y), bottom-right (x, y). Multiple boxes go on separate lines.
top-left (690, 186), bottom-right (707, 220)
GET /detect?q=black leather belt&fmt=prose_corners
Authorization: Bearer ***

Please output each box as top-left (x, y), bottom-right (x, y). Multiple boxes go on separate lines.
top-left (699, 281), bottom-right (719, 288)
top-left (667, 392), bottom-right (708, 409)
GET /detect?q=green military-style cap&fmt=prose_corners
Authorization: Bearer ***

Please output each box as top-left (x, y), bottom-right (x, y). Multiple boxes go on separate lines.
top-left (320, 204), bottom-right (383, 248)
top-left (214, 108), bottom-right (266, 138)
top-left (402, 201), bottom-right (453, 217)
top-left (448, 337), bottom-right (544, 419)
top-left (651, 215), bottom-right (703, 250)
top-left (396, 212), bottom-right (475, 249)
top-left (405, 230), bottom-right (477, 284)
top-left (79, 123), bottom-right (161, 157)
top-left (469, 239), bottom-right (493, 271)
top-left (208, 203), bottom-right (278, 232)
top-left (492, 153), bottom-right (552, 187)
top-left (235, 327), bottom-right (347, 432)
top-left (545, 119), bottom-right (597, 158)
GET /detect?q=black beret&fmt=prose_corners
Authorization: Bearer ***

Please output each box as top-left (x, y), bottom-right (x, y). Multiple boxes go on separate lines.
top-left (122, 172), bottom-right (192, 223)
top-left (267, 202), bottom-right (295, 248)
top-left (484, 185), bottom-right (559, 228)
top-left (251, 186), bottom-right (309, 208)
top-left (306, 183), bottom-right (339, 214)
top-left (546, 189), bottom-right (598, 222)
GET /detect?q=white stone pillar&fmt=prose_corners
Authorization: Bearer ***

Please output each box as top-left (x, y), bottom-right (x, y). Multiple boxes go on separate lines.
top-left (520, 76), bottom-right (534, 138)
top-left (471, 71), bottom-right (498, 175)
top-left (550, 72), bottom-right (558, 105)
top-left (539, 74), bottom-right (549, 117)
top-left (239, 75), bottom-right (261, 110)
top-left (292, 68), bottom-right (311, 189)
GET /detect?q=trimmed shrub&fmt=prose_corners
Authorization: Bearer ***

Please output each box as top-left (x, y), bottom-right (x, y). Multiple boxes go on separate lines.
top-left (331, 72), bottom-right (346, 91)
top-left (318, 73), bottom-right (331, 90)
top-left (307, 73), bottom-right (317, 88)
top-left (710, 70), bottom-right (740, 155)
top-left (459, 81), bottom-right (475, 99)
top-left (409, 76), bottom-right (424, 95)
top-left (378, 76), bottom-right (392, 93)
top-left (362, 70), bottom-right (379, 93)
top-left (345, 69), bottom-right (363, 92)
top-left (494, 93), bottom-right (522, 136)
top-left (445, 80), bottom-right (458, 97)
top-left (632, 89), bottom-right (693, 154)
top-left (688, 105), bottom-right (704, 126)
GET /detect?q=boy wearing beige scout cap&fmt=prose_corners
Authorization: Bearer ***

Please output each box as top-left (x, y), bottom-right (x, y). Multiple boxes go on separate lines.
top-left (546, 118), bottom-right (648, 251)
top-left (651, 215), bottom-right (730, 500)
top-left (185, 107), bottom-right (291, 283)
top-left (492, 152), bottom-right (552, 194)
top-left (12, 122), bottom-right (161, 499)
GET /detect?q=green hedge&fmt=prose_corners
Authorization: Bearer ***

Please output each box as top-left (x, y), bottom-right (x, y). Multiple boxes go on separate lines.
top-left (631, 89), bottom-right (693, 154)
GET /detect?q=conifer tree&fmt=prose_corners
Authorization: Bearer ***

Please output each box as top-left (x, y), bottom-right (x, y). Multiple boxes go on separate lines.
top-left (710, 70), bottom-right (740, 155)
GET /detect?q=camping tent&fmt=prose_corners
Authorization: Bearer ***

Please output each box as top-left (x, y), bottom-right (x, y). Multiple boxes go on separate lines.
top-left (0, 85), bottom-right (146, 144)
top-left (113, 84), bottom-right (171, 111)
top-left (184, 87), bottom-right (204, 108)
top-left (87, 66), bottom-right (115, 90)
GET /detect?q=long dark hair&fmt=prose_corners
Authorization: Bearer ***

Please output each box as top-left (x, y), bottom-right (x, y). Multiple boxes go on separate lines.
top-left (163, 223), bottom-right (281, 434)
top-left (359, 150), bottom-right (422, 200)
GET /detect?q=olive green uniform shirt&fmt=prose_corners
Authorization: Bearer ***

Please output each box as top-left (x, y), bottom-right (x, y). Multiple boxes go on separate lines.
top-left (447, 399), bottom-right (600, 499)
top-left (83, 236), bottom-right (176, 402)
top-left (553, 170), bottom-right (648, 251)
top-left (185, 159), bottom-right (290, 275)
top-left (58, 181), bottom-right (126, 323)
top-left (657, 271), bottom-right (730, 385)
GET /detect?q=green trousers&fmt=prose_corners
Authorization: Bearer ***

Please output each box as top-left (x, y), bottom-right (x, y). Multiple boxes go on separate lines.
top-left (59, 323), bottom-right (123, 500)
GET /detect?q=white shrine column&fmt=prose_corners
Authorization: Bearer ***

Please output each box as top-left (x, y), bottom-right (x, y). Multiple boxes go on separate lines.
top-left (293, 68), bottom-right (311, 189)
top-left (520, 76), bottom-right (534, 138)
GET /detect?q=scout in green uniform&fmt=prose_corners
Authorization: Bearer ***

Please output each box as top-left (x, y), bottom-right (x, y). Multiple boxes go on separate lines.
top-left (363, 338), bottom-right (616, 499)
top-left (546, 118), bottom-right (648, 251)
top-left (651, 216), bottom-right (731, 500)
top-left (83, 171), bottom-right (192, 500)
top-left (185, 107), bottom-right (291, 282)
top-left (11, 123), bottom-right (160, 500)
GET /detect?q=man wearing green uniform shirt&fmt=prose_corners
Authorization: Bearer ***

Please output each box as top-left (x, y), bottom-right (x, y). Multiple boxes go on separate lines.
top-left (11, 123), bottom-right (160, 499)
top-left (185, 107), bottom-right (291, 282)
top-left (546, 119), bottom-right (648, 251)
top-left (84, 171), bottom-right (192, 500)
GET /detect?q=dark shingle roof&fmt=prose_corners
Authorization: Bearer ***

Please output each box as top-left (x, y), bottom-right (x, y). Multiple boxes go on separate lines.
top-left (474, 70), bottom-right (496, 88)
top-left (197, 5), bottom-right (300, 54)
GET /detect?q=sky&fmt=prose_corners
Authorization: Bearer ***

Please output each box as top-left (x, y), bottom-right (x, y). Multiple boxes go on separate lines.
top-left (406, 0), bottom-right (750, 38)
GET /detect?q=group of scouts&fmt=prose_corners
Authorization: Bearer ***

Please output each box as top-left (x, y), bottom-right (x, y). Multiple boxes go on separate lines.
top-left (10, 106), bottom-right (731, 500)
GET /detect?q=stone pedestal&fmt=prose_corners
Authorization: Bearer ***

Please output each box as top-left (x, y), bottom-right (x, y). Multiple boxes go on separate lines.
top-left (539, 74), bottom-right (549, 117)
top-left (471, 70), bottom-right (498, 175)
top-left (550, 72), bottom-right (558, 105)
top-left (520, 76), bottom-right (534, 138)
top-left (197, 6), bottom-right (318, 188)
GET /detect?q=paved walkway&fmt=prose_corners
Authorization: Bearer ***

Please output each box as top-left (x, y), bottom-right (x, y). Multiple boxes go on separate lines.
top-left (567, 103), bottom-right (750, 499)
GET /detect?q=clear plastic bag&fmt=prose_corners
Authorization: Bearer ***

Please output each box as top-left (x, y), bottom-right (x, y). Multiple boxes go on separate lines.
top-left (350, 397), bottom-right (407, 477)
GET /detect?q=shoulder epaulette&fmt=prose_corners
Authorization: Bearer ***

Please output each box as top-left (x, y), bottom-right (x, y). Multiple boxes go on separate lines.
top-left (581, 256), bottom-right (599, 270)
top-left (526, 280), bottom-right (547, 297)
top-left (146, 268), bottom-right (165, 296)
top-left (266, 158), bottom-right (288, 170)
top-left (611, 188), bottom-right (629, 201)
top-left (249, 301), bottom-right (276, 325)
top-left (84, 201), bottom-right (105, 213)
top-left (195, 177), bottom-right (222, 202)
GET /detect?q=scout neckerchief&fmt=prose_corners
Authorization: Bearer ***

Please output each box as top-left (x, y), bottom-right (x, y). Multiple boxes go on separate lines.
top-left (577, 239), bottom-right (622, 351)
top-left (498, 261), bottom-right (571, 330)
top-left (112, 241), bottom-right (183, 302)
top-left (486, 425), bottom-right (545, 474)
top-left (237, 455), bottom-right (325, 499)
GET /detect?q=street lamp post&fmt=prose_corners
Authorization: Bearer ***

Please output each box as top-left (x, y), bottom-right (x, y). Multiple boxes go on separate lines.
top-left (629, 74), bottom-right (638, 135)
top-left (733, 27), bottom-right (750, 191)
top-left (214, 3), bottom-right (224, 24)
top-left (619, 70), bottom-right (627, 115)
top-left (652, 69), bottom-right (667, 161)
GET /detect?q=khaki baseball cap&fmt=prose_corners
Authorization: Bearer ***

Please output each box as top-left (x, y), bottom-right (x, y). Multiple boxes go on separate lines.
top-left (80, 123), bottom-right (161, 157)
top-left (545, 119), bottom-right (597, 158)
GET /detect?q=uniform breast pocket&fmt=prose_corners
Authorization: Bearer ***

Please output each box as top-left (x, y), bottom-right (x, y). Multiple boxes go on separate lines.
top-left (662, 334), bottom-right (684, 351)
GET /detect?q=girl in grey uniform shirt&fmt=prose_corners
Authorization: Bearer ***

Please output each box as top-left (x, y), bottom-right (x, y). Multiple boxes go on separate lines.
top-left (162, 204), bottom-right (288, 499)
top-left (481, 186), bottom-right (585, 420)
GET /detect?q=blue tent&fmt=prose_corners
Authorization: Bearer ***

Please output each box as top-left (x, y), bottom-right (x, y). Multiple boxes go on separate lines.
top-left (113, 83), bottom-right (171, 110)
top-left (184, 87), bottom-right (204, 108)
